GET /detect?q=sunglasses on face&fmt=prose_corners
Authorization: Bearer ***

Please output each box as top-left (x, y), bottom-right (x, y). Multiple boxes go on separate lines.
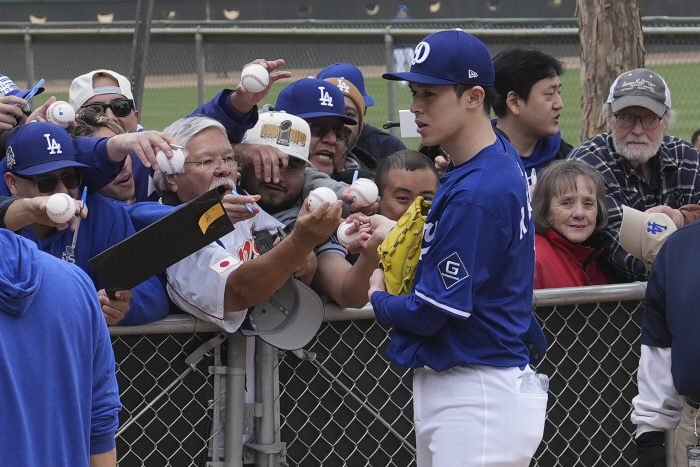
top-left (80, 98), bottom-right (134, 118)
top-left (14, 172), bottom-right (83, 194)
top-left (308, 122), bottom-right (352, 143)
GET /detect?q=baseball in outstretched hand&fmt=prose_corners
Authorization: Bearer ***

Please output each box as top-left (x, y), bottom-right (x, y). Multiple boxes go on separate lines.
top-left (45, 193), bottom-right (75, 224)
top-left (240, 63), bottom-right (270, 93)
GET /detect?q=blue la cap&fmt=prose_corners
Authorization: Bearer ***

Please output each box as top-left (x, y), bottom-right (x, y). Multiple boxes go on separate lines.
top-left (317, 63), bottom-right (375, 107)
top-left (383, 30), bottom-right (495, 87)
top-left (0, 74), bottom-right (45, 99)
top-left (6, 122), bottom-right (87, 176)
top-left (275, 78), bottom-right (357, 125)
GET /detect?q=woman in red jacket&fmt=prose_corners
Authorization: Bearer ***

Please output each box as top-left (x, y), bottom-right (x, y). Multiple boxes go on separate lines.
top-left (532, 160), bottom-right (612, 289)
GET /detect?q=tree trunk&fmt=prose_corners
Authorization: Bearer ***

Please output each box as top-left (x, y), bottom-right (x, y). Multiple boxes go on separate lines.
top-left (576, 0), bottom-right (644, 143)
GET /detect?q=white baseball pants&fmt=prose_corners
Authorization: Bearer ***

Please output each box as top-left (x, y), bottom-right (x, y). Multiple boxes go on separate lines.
top-left (413, 365), bottom-right (547, 467)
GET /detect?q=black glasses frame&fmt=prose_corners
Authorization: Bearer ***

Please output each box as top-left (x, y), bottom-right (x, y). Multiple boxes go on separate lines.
top-left (14, 172), bottom-right (83, 194)
top-left (80, 98), bottom-right (134, 118)
top-left (614, 113), bottom-right (663, 130)
top-left (308, 122), bottom-right (353, 143)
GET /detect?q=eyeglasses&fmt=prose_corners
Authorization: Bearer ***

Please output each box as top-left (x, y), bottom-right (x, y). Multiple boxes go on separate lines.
top-left (308, 122), bottom-right (352, 143)
top-left (14, 172), bottom-right (83, 194)
top-left (614, 113), bottom-right (663, 130)
top-left (80, 98), bottom-right (134, 118)
top-left (184, 155), bottom-right (241, 171)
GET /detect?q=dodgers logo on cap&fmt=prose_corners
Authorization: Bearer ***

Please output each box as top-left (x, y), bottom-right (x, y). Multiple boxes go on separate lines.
top-left (275, 78), bottom-right (357, 125)
top-left (5, 122), bottom-right (87, 176)
top-left (412, 42), bottom-right (430, 65)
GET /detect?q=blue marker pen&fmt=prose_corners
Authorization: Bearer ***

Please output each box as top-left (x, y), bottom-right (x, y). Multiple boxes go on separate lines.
top-left (231, 189), bottom-right (254, 213)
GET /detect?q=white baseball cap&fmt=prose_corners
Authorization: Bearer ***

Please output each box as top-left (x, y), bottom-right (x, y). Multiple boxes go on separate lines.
top-left (243, 111), bottom-right (311, 163)
top-left (69, 69), bottom-right (134, 110)
top-left (619, 205), bottom-right (677, 270)
top-left (239, 278), bottom-right (325, 350)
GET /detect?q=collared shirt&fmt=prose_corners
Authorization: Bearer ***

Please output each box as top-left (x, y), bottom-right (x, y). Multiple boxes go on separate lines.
top-left (568, 132), bottom-right (700, 282)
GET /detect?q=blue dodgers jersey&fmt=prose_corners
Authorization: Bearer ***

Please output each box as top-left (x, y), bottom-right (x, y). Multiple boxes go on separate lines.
top-left (380, 134), bottom-right (535, 370)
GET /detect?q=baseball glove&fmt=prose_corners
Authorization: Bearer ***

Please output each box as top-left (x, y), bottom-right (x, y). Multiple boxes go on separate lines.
top-left (378, 196), bottom-right (432, 295)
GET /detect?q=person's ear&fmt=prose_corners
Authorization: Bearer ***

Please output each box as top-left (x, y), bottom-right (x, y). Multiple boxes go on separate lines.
top-left (464, 86), bottom-right (485, 109)
top-left (5, 172), bottom-right (19, 196)
top-left (163, 172), bottom-right (178, 193)
top-left (506, 91), bottom-right (521, 116)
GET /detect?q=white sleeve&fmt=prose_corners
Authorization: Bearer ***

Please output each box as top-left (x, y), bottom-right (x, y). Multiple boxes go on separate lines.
top-left (166, 242), bottom-right (247, 333)
top-left (631, 345), bottom-right (684, 437)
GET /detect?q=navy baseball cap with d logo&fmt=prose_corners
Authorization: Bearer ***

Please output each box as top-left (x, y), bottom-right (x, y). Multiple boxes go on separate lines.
top-left (5, 122), bottom-right (87, 176)
top-left (383, 29), bottom-right (495, 87)
top-left (275, 78), bottom-right (357, 125)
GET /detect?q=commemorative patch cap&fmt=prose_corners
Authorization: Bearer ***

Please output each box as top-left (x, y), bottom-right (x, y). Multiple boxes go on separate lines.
top-left (70, 69), bottom-right (134, 110)
top-left (619, 205), bottom-right (677, 271)
top-left (243, 111), bottom-right (311, 163)
top-left (275, 78), bottom-right (357, 125)
top-left (317, 63), bottom-right (375, 107)
top-left (383, 29), bottom-right (495, 86)
top-left (6, 122), bottom-right (87, 176)
top-left (607, 68), bottom-right (672, 117)
top-left (0, 74), bottom-right (44, 99)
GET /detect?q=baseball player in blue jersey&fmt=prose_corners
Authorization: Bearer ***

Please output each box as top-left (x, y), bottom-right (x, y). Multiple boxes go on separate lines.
top-left (368, 30), bottom-right (547, 466)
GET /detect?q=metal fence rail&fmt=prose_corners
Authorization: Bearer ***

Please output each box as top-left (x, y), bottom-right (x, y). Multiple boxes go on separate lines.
top-left (111, 283), bottom-right (648, 466)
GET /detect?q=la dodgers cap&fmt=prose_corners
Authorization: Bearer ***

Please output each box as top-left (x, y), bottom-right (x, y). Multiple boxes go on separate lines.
top-left (607, 68), bottom-right (672, 117)
top-left (619, 205), bottom-right (677, 270)
top-left (6, 122), bottom-right (87, 176)
top-left (240, 278), bottom-right (325, 350)
top-left (383, 29), bottom-right (495, 87)
top-left (317, 63), bottom-right (375, 107)
top-left (243, 111), bottom-right (311, 163)
top-left (275, 78), bottom-right (357, 125)
top-left (323, 77), bottom-right (365, 129)
top-left (0, 75), bottom-right (44, 99)
top-left (70, 69), bottom-right (134, 110)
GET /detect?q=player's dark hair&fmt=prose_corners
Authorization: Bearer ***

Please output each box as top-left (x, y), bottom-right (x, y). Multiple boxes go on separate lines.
top-left (375, 150), bottom-right (439, 197)
top-left (453, 84), bottom-right (498, 117)
top-left (491, 48), bottom-right (564, 118)
top-left (532, 160), bottom-right (608, 237)
top-left (692, 128), bottom-right (700, 146)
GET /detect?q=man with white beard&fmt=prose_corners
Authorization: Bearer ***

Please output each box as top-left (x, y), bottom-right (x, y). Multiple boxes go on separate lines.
top-left (568, 68), bottom-right (700, 282)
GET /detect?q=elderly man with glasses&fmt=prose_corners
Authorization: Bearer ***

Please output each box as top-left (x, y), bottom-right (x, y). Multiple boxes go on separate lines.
top-left (3, 121), bottom-right (171, 326)
top-left (568, 68), bottom-right (700, 282)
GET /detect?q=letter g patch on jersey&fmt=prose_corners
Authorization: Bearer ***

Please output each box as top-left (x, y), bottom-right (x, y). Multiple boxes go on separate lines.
top-left (438, 252), bottom-right (469, 289)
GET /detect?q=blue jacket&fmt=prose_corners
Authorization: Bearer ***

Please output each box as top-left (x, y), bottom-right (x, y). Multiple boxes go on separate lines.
top-left (14, 193), bottom-right (169, 325)
top-left (0, 231), bottom-right (121, 466)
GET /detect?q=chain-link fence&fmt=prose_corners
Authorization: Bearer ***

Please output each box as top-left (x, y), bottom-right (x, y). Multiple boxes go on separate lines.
top-left (112, 283), bottom-right (648, 467)
top-left (1, 19), bottom-right (699, 147)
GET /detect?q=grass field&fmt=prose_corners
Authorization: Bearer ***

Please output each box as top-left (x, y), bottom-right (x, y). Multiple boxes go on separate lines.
top-left (35, 62), bottom-right (700, 150)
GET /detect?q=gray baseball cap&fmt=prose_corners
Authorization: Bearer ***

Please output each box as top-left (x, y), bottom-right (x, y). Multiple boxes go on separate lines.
top-left (607, 68), bottom-right (672, 116)
top-left (240, 278), bottom-right (324, 350)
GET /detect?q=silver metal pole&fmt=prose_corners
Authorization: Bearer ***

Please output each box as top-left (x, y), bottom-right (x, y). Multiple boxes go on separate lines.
top-left (195, 30), bottom-right (206, 107)
top-left (255, 340), bottom-right (277, 467)
top-left (384, 31), bottom-right (398, 138)
top-left (225, 332), bottom-right (247, 466)
top-left (23, 32), bottom-right (34, 90)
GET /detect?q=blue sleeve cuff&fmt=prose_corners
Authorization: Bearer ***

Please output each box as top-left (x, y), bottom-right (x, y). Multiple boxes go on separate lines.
top-left (90, 432), bottom-right (117, 455)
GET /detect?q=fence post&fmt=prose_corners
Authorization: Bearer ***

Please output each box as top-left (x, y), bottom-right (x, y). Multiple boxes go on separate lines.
top-left (224, 332), bottom-right (247, 466)
top-left (384, 30), bottom-right (398, 137)
top-left (23, 31), bottom-right (34, 90)
top-left (254, 340), bottom-right (279, 466)
top-left (130, 0), bottom-right (154, 112)
top-left (195, 29), bottom-right (206, 107)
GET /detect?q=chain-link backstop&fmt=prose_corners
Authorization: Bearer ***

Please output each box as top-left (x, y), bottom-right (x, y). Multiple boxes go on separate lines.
top-left (112, 283), bottom-right (648, 466)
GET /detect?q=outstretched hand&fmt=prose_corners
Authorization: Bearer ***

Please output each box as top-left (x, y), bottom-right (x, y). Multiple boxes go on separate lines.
top-left (230, 59), bottom-right (292, 114)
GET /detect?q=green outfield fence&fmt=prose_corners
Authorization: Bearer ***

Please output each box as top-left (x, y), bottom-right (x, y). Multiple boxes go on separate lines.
top-left (0, 18), bottom-right (699, 149)
top-left (110, 283), bottom-right (647, 466)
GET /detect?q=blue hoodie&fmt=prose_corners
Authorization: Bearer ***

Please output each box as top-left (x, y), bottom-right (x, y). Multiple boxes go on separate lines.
top-left (0, 231), bottom-right (121, 466)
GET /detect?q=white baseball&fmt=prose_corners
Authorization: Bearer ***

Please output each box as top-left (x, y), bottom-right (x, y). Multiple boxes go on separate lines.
top-left (45, 193), bottom-right (75, 224)
top-left (240, 63), bottom-right (270, 93)
top-left (46, 101), bottom-right (75, 129)
top-left (307, 187), bottom-right (338, 211)
top-left (348, 178), bottom-right (379, 208)
top-left (336, 222), bottom-right (360, 248)
top-left (156, 147), bottom-right (185, 174)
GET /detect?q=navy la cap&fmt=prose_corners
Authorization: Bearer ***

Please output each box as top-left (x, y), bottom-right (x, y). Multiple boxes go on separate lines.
top-left (383, 29), bottom-right (495, 87)
top-left (275, 78), bottom-right (357, 125)
top-left (6, 122), bottom-right (87, 176)
top-left (317, 63), bottom-right (375, 107)
top-left (0, 74), bottom-right (45, 99)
